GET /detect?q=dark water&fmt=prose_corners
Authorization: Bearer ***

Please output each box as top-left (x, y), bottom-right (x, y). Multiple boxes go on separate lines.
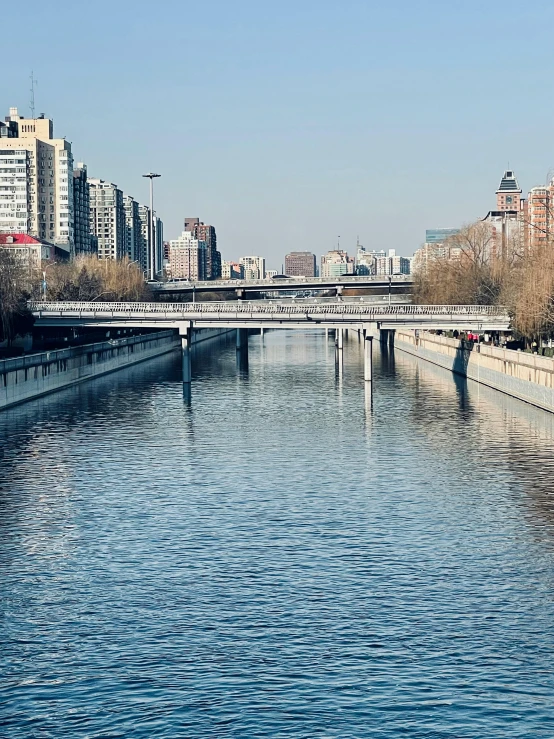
top-left (2, 330), bottom-right (554, 738)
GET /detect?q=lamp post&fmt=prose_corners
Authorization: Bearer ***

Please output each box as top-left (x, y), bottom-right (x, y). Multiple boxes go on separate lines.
top-left (142, 173), bottom-right (161, 281)
top-left (41, 263), bottom-right (55, 302)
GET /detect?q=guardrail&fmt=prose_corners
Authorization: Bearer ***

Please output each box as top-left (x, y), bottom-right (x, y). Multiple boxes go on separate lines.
top-left (0, 330), bottom-right (174, 375)
top-left (154, 275), bottom-right (413, 289)
top-left (29, 301), bottom-right (509, 317)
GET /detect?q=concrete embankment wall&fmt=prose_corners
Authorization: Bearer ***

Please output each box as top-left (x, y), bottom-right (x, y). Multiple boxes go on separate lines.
top-left (395, 330), bottom-right (554, 413)
top-left (0, 327), bottom-right (234, 411)
top-left (0, 331), bottom-right (181, 411)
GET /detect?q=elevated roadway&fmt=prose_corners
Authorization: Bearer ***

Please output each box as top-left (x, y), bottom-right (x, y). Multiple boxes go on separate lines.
top-left (153, 274), bottom-right (413, 297)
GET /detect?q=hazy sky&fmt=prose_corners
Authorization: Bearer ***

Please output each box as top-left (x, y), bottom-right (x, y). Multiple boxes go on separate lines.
top-left (3, 0), bottom-right (554, 268)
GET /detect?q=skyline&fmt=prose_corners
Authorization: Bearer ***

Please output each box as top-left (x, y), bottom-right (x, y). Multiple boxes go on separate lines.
top-left (3, 0), bottom-right (554, 266)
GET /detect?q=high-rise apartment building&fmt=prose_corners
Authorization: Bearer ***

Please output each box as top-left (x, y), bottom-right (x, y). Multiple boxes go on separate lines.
top-left (169, 231), bottom-right (207, 280)
top-left (222, 260), bottom-right (243, 279)
top-left (73, 163), bottom-right (95, 255)
top-left (89, 178), bottom-right (125, 260)
top-left (0, 107), bottom-right (74, 255)
top-left (0, 148), bottom-right (32, 235)
top-left (155, 217), bottom-right (164, 277)
top-left (239, 255), bottom-right (265, 280)
top-left (524, 179), bottom-right (554, 250)
top-left (137, 205), bottom-right (151, 273)
top-left (184, 217), bottom-right (221, 279)
top-left (320, 250), bottom-right (354, 278)
top-left (123, 195), bottom-right (140, 262)
top-left (390, 255), bottom-right (410, 275)
top-left (284, 251), bottom-right (316, 277)
top-left (356, 247), bottom-right (387, 275)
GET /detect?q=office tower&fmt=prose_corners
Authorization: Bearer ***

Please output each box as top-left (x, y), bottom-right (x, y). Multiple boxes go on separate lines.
top-left (73, 163), bottom-right (95, 255)
top-left (284, 251), bottom-right (316, 277)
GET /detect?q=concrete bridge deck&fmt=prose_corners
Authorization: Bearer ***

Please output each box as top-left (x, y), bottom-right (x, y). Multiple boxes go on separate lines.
top-left (30, 301), bottom-right (510, 332)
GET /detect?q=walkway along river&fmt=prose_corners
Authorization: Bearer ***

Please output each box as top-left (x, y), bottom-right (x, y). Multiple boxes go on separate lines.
top-left (1, 330), bottom-right (554, 737)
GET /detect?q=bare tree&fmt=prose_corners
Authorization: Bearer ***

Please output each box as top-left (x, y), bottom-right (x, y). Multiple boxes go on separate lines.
top-left (0, 250), bottom-right (33, 345)
top-left (45, 256), bottom-right (150, 302)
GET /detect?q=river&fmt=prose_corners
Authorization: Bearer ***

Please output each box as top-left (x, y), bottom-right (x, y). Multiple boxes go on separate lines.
top-left (2, 330), bottom-right (554, 737)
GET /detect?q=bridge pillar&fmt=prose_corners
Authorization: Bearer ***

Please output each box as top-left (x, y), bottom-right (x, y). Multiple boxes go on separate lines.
top-left (260, 327), bottom-right (264, 341)
top-left (179, 325), bottom-right (192, 391)
top-left (364, 333), bottom-right (373, 384)
top-left (236, 328), bottom-right (248, 351)
top-left (337, 328), bottom-right (344, 350)
top-left (388, 329), bottom-right (395, 349)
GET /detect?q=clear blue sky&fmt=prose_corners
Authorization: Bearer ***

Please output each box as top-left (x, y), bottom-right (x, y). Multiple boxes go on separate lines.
top-left (3, 0), bottom-right (554, 267)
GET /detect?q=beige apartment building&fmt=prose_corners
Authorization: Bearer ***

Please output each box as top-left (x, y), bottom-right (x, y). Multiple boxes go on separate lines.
top-left (169, 231), bottom-right (207, 280)
top-left (0, 107), bottom-right (74, 255)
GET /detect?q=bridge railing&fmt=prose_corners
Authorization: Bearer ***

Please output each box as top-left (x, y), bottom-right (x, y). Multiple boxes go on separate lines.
top-left (155, 275), bottom-right (413, 289)
top-left (29, 301), bottom-right (509, 317)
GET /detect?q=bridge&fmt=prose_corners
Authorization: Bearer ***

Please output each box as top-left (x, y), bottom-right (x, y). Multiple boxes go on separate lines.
top-left (30, 301), bottom-right (511, 395)
top-left (153, 274), bottom-right (413, 298)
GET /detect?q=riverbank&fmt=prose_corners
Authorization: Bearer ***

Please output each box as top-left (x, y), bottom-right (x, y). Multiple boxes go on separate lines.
top-left (0, 328), bottom-right (231, 411)
top-left (395, 329), bottom-right (554, 413)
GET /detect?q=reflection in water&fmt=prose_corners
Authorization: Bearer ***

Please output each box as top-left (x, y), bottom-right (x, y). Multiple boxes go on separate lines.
top-left (2, 331), bottom-right (554, 738)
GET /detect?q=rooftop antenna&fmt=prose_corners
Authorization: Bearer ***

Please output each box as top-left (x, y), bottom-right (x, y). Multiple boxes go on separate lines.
top-left (29, 71), bottom-right (37, 119)
top-left (337, 235), bottom-right (341, 250)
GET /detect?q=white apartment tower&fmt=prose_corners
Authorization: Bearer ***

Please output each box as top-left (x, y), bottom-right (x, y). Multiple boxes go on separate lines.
top-left (0, 107), bottom-right (74, 254)
top-left (137, 204), bottom-right (151, 274)
top-left (123, 195), bottom-right (141, 263)
top-left (89, 179), bottom-right (125, 260)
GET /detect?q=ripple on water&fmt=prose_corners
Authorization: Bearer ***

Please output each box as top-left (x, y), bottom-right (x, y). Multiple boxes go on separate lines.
top-left (1, 332), bottom-right (554, 737)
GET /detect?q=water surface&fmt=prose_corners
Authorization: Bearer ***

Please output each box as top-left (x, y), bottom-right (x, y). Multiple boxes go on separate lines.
top-left (2, 331), bottom-right (554, 737)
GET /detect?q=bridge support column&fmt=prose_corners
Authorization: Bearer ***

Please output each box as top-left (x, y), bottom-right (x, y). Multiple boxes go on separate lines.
top-left (364, 333), bottom-right (373, 385)
top-left (337, 328), bottom-right (344, 350)
top-left (236, 328), bottom-right (249, 373)
top-left (236, 328), bottom-right (248, 351)
top-left (179, 323), bottom-right (193, 399)
top-left (388, 329), bottom-right (395, 349)
top-left (260, 327), bottom-right (264, 341)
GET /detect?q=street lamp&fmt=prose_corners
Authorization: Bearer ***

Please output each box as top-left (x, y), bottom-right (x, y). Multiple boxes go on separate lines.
top-left (142, 173), bottom-right (161, 281)
top-left (41, 263), bottom-right (55, 302)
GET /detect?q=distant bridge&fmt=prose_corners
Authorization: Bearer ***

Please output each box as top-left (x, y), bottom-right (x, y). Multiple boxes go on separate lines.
top-left (153, 274), bottom-right (413, 297)
top-left (30, 301), bottom-right (510, 394)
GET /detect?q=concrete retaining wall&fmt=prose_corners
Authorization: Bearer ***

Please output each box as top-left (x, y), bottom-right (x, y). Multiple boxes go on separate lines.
top-left (0, 327), bottom-right (235, 411)
top-left (395, 330), bottom-right (554, 413)
top-left (0, 331), bottom-right (182, 411)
